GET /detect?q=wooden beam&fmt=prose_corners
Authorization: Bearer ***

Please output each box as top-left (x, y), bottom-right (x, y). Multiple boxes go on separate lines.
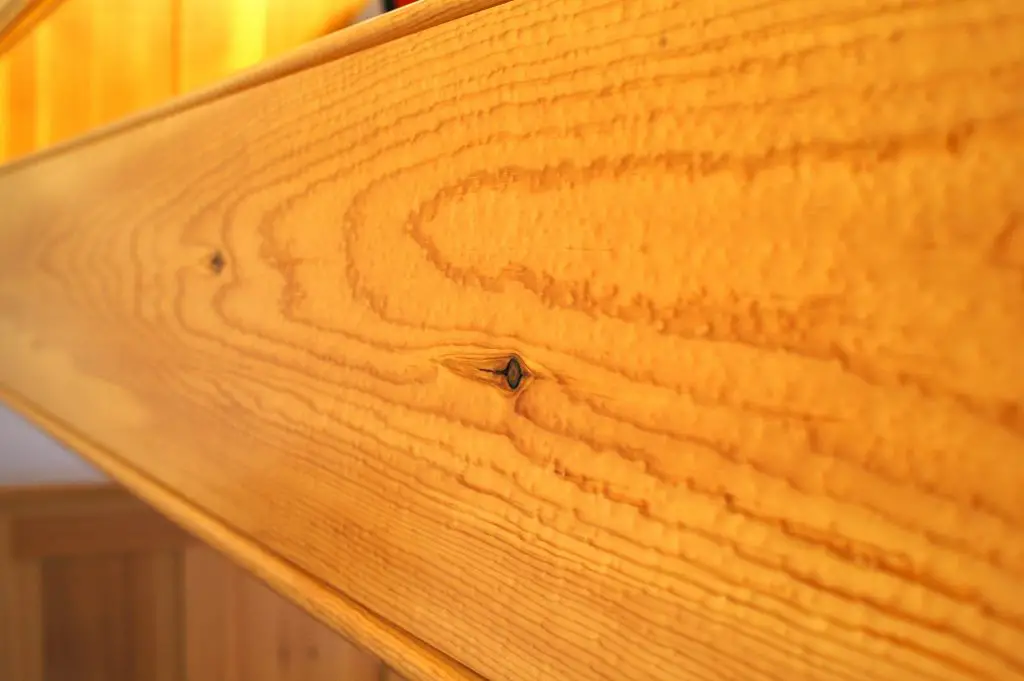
top-left (0, 0), bottom-right (66, 55)
top-left (0, 1), bottom-right (1022, 680)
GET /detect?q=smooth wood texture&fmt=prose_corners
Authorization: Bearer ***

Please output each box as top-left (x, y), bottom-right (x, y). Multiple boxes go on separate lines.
top-left (184, 545), bottom-right (384, 681)
top-left (1, 1), bottom-right (1023, 680)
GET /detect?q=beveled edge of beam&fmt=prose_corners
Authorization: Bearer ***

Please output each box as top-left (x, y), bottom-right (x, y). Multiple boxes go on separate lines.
top-left (0, 0), bottom-right (67, 55)
top-left (0, 0), bottom-right (512, 174)
top-left (0, 385), bottom-right (486, 681)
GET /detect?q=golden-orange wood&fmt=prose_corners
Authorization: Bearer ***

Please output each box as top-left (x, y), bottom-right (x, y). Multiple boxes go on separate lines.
top-left (1, 1), bottom-right (1023, 680)
top-left (0, 0), bottom-right (368, 162)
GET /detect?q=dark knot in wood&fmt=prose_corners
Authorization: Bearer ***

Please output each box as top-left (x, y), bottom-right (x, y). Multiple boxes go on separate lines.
top-left (209, 251), bottom-right (225, 274)
top-left (502, 356), bottom-right (525, 391)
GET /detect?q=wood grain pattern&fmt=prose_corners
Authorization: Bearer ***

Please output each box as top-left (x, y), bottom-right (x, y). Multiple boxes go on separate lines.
top-left (1, 1), bottom-right (1023, 680)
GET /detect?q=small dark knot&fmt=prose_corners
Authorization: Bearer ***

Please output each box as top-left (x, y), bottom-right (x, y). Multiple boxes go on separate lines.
top-left (500, 356), bottom-right (526, 391)
top-left (209, 250), bottom-right (225, 274)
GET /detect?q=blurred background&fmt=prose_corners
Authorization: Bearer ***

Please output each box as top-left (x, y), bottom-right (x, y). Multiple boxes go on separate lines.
top-left (0, 0), bottom-right (395, 164)
top-left (0, 3), bottom-right (416, 680)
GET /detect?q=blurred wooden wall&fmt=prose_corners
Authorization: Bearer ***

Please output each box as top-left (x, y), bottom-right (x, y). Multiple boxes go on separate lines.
top-left (0, 485), bottom-right (408, 681)
top-left (0, 0), bottom-right (366, 162)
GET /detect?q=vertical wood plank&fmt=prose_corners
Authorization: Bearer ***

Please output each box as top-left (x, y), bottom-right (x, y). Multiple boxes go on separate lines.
top-left (184, 546), bottom-right (238, 681)
top-left (32, 0), bottom-right (95, 145)
top-left (40, 551), bottom-right (185, 681)
top-left (42, 554), bottom-right (133, 681)
top-left (126, 550), bottom-right (183, 681)
top-left (178, 0), bottom-right (267, 92)
top-left (233, 563), bottom-right (385, 681)
top-left (0, 516), bottom-right (44, 681)
top-left (0, 53), bottom-right (9, 161)
top-left (89, 0), bottom-right (175, 127)
top-left (28, 14), bottom-right (53, 149)
top-left (235, 569), bottom-right (282, 681)
top-left (264, 0), bottom-right (365, 57)
top-left (304, 608), bottom-right (383, 681)
top-left (21, 0), bottom-right (93, 151)
top-left (184, 546), bottom-right (385, 681)
top-left (4, 35), bottom-right (35, 158)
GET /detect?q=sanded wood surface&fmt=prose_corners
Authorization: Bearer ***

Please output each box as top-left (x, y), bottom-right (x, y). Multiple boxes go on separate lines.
top-left (1, 1), bottom-right (1023, 680)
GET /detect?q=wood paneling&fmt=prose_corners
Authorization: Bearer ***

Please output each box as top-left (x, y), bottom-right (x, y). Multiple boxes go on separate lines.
top-left (177, 0), bottom-right (266, 92)
top-left (0, 53), bottom-right (8, 158)
top-left (2, 1), bottom-right (1022, 680)
top-left (11, 508), bottom-right (192, 558)
top-left (126, 550), bottom-right (182, 681)
top-left (0, 0), bottom-right (173, 158)
top-left (40, 552), bottom-right (181, 681)
top-left (86, 0), bottom-right (176, 127)
top-left (3, 35), bottom-right (35, 157)
top-left (177, 0), bottom-right (368, 91)
top-left (30, 0), bottom-right (86, 148)
top-left (265, 0), bottom-right (364, 56)
top-left (0, 484), bottom-right (144, 514)
top-left (1, 485), bottom-right (400, 681)
top-left (0, 517), bottom-right (44, 681)
top-left (185, 546), bottom-right (383, 681)
top-left (0, 0), bottom-right (367, 162)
